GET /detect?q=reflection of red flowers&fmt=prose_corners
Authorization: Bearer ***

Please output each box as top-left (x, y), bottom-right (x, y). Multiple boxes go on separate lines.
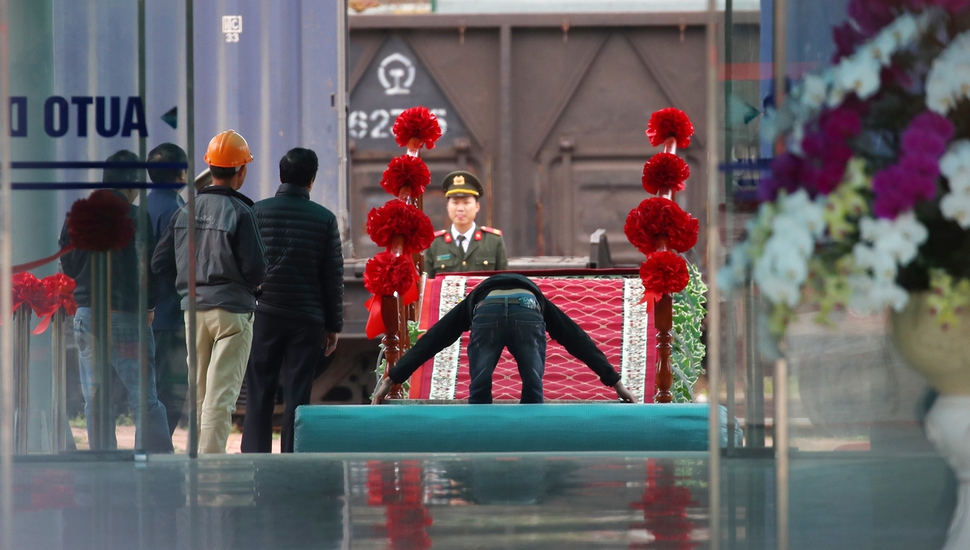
top-left (381, 155), bottom-right (431, 198)
top-left (646, 107), bottom-right (694, 148)
top-left (12, 272), bottom-right (48, 314)
top-left (640, 251), bottom-right (690, 295)
top-left (642, 152), bottom-right (690, 195)
top-left (39, 274), bottom-right (78, 317)
top-left (364, 252), bottom-right (417, 297)
top-left (66, 190), bottom-right (134, 252)
top-left (366, 200), bottom-right (435, 253)
top-left (392, 107), bottom-right (442, 151)
top-left (625, 197), bottom-right (699, 254)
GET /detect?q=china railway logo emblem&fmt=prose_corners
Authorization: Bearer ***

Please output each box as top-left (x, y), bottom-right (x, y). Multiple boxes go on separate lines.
top-left (378, 53), bottom-right (415, 96)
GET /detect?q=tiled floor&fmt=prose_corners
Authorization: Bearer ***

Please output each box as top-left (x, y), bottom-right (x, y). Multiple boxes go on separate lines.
top-left (6, 451), bottom-right (956, 549)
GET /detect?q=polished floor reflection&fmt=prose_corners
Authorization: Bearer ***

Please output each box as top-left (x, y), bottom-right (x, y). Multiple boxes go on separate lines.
top-left (8, 452), bottom-right (954, 549)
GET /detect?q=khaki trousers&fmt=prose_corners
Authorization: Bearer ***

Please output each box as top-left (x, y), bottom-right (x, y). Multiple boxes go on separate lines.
top-left (187, 309), bottom-right (254, 454)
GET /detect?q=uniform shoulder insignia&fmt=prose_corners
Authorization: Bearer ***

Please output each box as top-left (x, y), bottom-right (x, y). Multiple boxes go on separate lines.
top-left (434, 229), bottom-right (448, 237)
top-left (481, 226), bottom-right (503, 236)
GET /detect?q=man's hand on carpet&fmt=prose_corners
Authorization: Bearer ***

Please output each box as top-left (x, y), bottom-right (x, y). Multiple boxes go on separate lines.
top-left (614, 382), bottom-right (636, 403)
top-left (371, 376), bottom-right (394, 404)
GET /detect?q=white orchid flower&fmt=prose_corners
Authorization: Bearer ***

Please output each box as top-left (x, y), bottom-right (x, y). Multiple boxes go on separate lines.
top-left (801, 74), bottom-right (828, 111)
top-left (852, 243), bottom-right (898, 281)
top-left (837, 55), bottom-right (881, 99)
top-left (941, 191), bottom-right (970, 229)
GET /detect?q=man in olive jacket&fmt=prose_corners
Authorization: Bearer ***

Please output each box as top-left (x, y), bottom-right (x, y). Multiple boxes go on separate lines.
top-left (241, 147), bottom-right (344, 453)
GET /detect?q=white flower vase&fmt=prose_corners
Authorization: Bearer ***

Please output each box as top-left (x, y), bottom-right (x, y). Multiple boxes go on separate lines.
top-left (891, 292), bottom-right (970, 550)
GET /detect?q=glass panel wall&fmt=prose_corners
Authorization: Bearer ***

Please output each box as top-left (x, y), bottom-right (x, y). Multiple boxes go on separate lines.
top-left (2, 0), bottom-right (189, 457)
top-left (717, 0), bottom-right (961, 548)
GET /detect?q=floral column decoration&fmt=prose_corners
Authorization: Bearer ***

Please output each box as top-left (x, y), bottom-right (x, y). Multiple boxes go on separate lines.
top-left (66, 189), bottom-right (135, 450)
top-left (625, 108), bottom-right (699, 403)
top-left (364, 106), bottom-right (439, 400)
top-left (9, 272), bottom-right (77, 452)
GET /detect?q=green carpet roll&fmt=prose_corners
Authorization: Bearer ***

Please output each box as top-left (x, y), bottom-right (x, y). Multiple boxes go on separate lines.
top-left (294, 403), bottom-right (734, 453)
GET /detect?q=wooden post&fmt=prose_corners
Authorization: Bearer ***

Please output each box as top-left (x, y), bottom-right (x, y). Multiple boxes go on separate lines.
top-left (382, 234), bottom-right (407, 400)
top-left (653, 136), bottom-right (679, 403)
top-left (654, 293), bottom-right (674, 403)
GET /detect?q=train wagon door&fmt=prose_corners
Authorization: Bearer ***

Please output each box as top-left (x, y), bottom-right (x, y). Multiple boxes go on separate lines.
top-left (519, 27), bottom-right (709, 265)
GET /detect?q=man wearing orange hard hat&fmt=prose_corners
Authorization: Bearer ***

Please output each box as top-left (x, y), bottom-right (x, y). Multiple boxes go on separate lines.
top-left (153, 129), bottom-right (267, 454)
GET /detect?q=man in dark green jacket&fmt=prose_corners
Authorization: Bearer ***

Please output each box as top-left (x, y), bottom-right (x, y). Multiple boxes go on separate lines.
top-left (371, 273), bottom-right (636, 404)
top-left (241, 147), bottom-right (344, 453)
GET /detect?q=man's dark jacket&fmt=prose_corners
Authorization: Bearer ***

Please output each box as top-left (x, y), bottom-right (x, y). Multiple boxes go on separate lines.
top-left (59, 190), bottom-right (156, 311)
top-left (252, 183), bottom-right (344, 331)
top-left (387, 273), bottom-right (620, 387)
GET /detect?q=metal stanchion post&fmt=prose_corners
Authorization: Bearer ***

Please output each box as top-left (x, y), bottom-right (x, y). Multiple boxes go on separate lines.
top-left (50, 309), bottom-right (67, 452)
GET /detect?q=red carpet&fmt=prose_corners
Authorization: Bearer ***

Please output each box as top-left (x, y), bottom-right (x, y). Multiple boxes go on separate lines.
top-left (408, 274), bottom-right (656, 402)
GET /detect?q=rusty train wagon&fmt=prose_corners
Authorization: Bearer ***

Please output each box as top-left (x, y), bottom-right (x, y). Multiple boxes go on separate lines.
top-left (304, 11), bottom-right (762, 406)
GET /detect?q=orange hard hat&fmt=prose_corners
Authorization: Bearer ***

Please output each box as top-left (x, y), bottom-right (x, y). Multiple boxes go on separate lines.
top-left (203, 130), bottom-right (254, 168)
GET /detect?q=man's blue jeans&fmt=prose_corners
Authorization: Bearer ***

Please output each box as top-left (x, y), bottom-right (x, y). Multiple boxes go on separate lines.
top-left (467, 299), bottom-right (546, 404)
top-left (73, 307), bottom-right (173, 452)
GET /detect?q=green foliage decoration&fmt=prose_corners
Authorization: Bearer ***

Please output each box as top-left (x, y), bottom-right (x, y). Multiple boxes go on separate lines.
top-left (670, 262), bottom-right (707, 403)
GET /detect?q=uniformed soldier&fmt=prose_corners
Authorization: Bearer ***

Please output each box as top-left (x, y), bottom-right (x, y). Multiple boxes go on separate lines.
top-left (424, 171), bottom-right (508, 278)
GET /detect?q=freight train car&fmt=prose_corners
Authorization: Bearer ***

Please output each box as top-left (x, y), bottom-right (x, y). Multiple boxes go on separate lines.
top-left (318, 10), bottom-right (763, 405)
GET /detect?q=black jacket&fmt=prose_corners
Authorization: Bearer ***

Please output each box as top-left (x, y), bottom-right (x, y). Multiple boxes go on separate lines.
top-left (59, 190), bottom-right (157, 311)
top-left (388, 273), bottom-right (621, 386)
top-left (252, 183), bottom-right (344, 331)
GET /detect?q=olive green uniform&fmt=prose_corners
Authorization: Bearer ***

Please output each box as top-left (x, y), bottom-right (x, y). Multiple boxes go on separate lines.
top-left (424, 226), bottom-right (508, 278)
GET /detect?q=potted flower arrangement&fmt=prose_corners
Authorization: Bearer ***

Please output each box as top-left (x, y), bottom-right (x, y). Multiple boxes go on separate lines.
top-left (719, 2), bottom-right (970, 546)
top-left (720, 1), bottom-right (970, 338)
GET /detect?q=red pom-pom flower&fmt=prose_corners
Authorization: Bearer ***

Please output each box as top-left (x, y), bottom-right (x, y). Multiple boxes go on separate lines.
top-left (380, 155), bottom-right (431, 198)
top-left (646, 107), bottom-right (694, 149)
top-left (624, 197), bottom-right (699, 255)
top-left (366, 200), bottom-right (435, 254)
top-left (640, 251), bottom-right (690, 295)
top-left (364, 251), bottom-right (417, 297)
top-left (392, 107), bottom-right (442, 151)
top-left (66, 190), bottom-right (134, 252)
top-left (641, 152), bottom-right (690, 195)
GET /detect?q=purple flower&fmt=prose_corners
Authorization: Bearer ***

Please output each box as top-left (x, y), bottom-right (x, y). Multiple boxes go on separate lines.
top-left (872, 166), bottom-right (916, 218)
top-left (832, 22), bottom-right (866, 62)
top-left (759, 153), bottom-right (804, 202)
top-left (822, 108), bottom-right (862, 141)
top-left (902, 130), bottom-right (948, 158)
top-left (907, 111), bottom-right (956, 142)
top-left (901, 154), bottom-right (941, 181)
top-left (847, 0), bottom-right (896, 36)
top-left (802, 133), bottom-right (828, 157)
top-left (812, 163), bottom-right (846, 195)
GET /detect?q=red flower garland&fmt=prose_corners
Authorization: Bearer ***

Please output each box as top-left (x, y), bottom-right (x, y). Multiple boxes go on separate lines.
top-left (29, 274), bottom-right (78, 334)
top-left (640, 251), bottom-right (690, 295)
top-left (641, 152), bottom-right (690, 195)
top-left (66, 190), bottom-right (134, 252)
top-left (646, 107), bottom-right (694, 149)
top-left (381, 155), bottom-right (431, 198)
top-left (12, 272), bottom-right (48, 314)
top-left (392, 107), bottom-right (442, 151)
top-left (363, 251), bottom-right (417, 297)
top-left (624, 197), bottom-right (699, 255)
top-left (366, 200), bottom-right (435, 254)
